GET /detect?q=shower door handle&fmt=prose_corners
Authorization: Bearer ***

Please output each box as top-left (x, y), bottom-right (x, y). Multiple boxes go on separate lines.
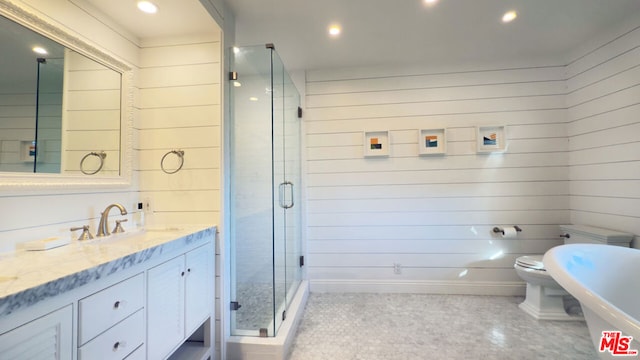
top-left (287, 181), bottom-right (294, 209)
top-left (279, 181), bottom-right (294, 209)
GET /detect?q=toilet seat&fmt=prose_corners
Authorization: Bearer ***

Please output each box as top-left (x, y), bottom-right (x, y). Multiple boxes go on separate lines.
top-left (514, 255), bottom-right (561, 289)
top-left (515, 255), bottom-right (545, 271)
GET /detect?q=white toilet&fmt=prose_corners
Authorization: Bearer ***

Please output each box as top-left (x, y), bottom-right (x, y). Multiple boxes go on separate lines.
top-left (514, 224), bottom-right (633, 320)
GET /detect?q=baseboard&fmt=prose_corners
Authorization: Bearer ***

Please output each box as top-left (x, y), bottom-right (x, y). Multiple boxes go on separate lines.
top-left (309, 279), bottom-right (526, 296)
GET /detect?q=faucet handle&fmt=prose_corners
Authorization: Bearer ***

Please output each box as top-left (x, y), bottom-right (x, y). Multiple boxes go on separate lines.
top-left (70, 225), bottom-right (94, 241)
top-left (113, 219), bottom-right (128, 234)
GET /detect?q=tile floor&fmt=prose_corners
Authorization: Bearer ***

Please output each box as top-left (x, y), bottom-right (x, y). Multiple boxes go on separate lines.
top-left (288, 293), bottom-right (599, 360)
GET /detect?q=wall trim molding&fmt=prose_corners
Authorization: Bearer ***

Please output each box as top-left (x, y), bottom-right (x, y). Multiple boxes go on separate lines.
top-left (309, 279), bottom-right (526, 297)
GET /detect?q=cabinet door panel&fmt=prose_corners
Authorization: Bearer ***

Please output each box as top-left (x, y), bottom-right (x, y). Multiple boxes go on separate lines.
top-left (0, 305), bottom-right (72, 360)
top-left (147, 255), bottom-right (185, 360)
top-left (185, 244), bottom-right (213, 334)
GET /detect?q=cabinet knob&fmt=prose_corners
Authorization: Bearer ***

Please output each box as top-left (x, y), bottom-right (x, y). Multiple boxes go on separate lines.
top-left (113, 300), bottom-right (120, 309)
top-left (181, 271), bottom-right (185, 276)
top-left (187, 268), bottom-right (191, 273)
top-left (112, 340), bottom-right (126, 351)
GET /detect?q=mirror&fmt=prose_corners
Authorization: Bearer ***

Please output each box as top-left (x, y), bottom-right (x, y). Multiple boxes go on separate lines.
top-left (0, 0), bottom-right (132, 188)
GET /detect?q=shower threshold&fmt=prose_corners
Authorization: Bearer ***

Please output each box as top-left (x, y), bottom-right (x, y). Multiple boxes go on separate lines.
top-left (227, 280), bottom-right (309, 360)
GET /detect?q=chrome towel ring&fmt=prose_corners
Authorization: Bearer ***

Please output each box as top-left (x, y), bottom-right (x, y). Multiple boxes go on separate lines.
top-left (161, 149), bottom-right (184, 174)
top-left (80, 151), bottom-right (107, 175)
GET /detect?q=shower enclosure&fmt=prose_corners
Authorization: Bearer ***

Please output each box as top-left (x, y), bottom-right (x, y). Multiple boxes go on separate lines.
top-left (33, 57), bottom-right (63, 173)
top-left (229, 44), bottom-right (302, 338)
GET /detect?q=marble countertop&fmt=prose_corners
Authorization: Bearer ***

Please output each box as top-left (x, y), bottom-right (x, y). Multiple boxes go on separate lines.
top-left (0, 225), bottom-right (216, 317)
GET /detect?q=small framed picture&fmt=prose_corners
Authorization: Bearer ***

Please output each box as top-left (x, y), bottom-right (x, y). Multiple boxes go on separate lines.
top-left (477, 125), bottom-right (506, 153)
top-left (363, 130), bottom-right (389, 157)
top-left (418, 128), bottom-right (446, 156)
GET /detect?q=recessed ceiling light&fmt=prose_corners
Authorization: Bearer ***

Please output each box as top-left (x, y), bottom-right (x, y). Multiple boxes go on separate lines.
top-left (233, 47), bottom-right (240, 54)
top-left (249, 97), bottom-right (258, 102)
top-left (32, 46), bottom-right (47, 55)
top-left (328, 24), bottom-right (341, 37)
top-left (502, 10), bottom-right (517, 23)
top-left (233, 81), bottom-right (242, 87)
top-left (424, 0), bottom-right (439, 6)
top-left (137, 1), bottom-right (158, 14)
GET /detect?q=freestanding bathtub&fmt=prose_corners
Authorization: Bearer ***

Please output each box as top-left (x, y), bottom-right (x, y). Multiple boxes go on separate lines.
top-left (544, 244), bottom-right (640, 359)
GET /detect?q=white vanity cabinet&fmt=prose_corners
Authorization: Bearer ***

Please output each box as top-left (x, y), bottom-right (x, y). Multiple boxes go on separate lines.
top-left (0, 304), bottom-right (73, 359)
top-left (78, 273), bottom-right (145, 360)
top-left (0, 226), bottom-right (216, 360)
top-left (148, 243), bottom-right (213, 360)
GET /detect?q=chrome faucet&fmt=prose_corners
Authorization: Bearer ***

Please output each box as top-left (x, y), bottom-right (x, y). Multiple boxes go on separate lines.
top-left (97, 203), bottom-right (128, 237)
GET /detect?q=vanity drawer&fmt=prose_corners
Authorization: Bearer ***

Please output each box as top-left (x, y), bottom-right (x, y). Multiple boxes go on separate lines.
top-left (78, 309), bottom-right (144, 360)
top-left (78, 273), bottom-right (144, 344)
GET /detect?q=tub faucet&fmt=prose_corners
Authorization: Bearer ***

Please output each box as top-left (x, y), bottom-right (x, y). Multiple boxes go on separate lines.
top-left (97, 203), bottom-right (128, 237)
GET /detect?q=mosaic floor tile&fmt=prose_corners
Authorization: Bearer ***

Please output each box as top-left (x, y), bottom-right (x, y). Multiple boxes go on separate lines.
top-left (288, 293), bottom-right (598, 360)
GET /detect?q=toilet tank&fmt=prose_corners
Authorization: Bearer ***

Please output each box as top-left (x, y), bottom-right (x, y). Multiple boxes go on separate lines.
top-left (560, 224), bottom-right (634, 247)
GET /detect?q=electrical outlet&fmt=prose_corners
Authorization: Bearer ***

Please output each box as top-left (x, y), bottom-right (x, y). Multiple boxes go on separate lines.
top-left (393, 263), bottom-right (402, 275)
top-left (143, 197), bottom-right (152, 213)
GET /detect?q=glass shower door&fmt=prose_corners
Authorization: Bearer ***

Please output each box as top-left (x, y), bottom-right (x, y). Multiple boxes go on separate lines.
top-left (271, 48), bottom-right (301, 334)
top-left (229, 45), bottom-right (274, 336)
top-left (281, 57), bottom-right (301, 320)
top-left (229, 44), bottom-right (301, 337)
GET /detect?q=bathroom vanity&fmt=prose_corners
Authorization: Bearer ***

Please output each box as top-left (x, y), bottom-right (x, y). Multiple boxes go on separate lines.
top-left (0, 225), bottom-right (215, 360)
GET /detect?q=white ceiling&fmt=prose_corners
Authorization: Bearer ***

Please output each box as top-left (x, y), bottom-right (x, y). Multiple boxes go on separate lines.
top-left (69, 0), bottom-right (640, 72)
top-left (80, 0), bottom-right (220, 41)
top-left (228, 0), bottom-right (640, 71)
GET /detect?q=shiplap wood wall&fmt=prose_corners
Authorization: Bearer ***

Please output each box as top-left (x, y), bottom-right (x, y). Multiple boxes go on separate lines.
top-left (0, 81), bottom-right (61, 173)
top-left (63, 50), bottom-right (120, 175)
top-left (303, 17), bottom-right (640, 294)
top-left (137, 33), bottom-right (223, 357)
top-left (566, 24), bottom-right (640, 237)
top-left (0, 92), bottom-right (38, 172)
top-left (137, 35), bottom-right (222, 226)
top-left (304, 64), bottom-right (571, 294)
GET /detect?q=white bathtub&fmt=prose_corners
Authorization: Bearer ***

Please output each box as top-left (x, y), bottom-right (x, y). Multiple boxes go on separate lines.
top-left (544, 244), bottom-right (640, 359)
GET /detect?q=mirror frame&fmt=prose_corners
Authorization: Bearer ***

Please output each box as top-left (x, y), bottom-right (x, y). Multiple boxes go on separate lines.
top-left (0, 0), bottom-right (133, 189)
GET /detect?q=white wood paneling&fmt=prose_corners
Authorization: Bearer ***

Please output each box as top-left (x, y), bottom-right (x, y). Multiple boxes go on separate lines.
top-left (305, 65), bottom-right (569, 294)
top-left (305, 95), bottom-right (565, 121)
top-left (567, 20), bottom-right (640, 242)
top-left (566, 26), bottom-right (640, 79)
top-left (305, 109), bottom-right (567, 134)
top-left (138, 36), bottom-right (221, 227)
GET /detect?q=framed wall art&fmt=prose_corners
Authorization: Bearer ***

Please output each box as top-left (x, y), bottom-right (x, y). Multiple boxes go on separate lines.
top-left (418, 128), bottom-right (446, 156)
top-left (363, 130), bottom-right (389, 157)
top-left (476, 125), bottom-right (506, 153)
